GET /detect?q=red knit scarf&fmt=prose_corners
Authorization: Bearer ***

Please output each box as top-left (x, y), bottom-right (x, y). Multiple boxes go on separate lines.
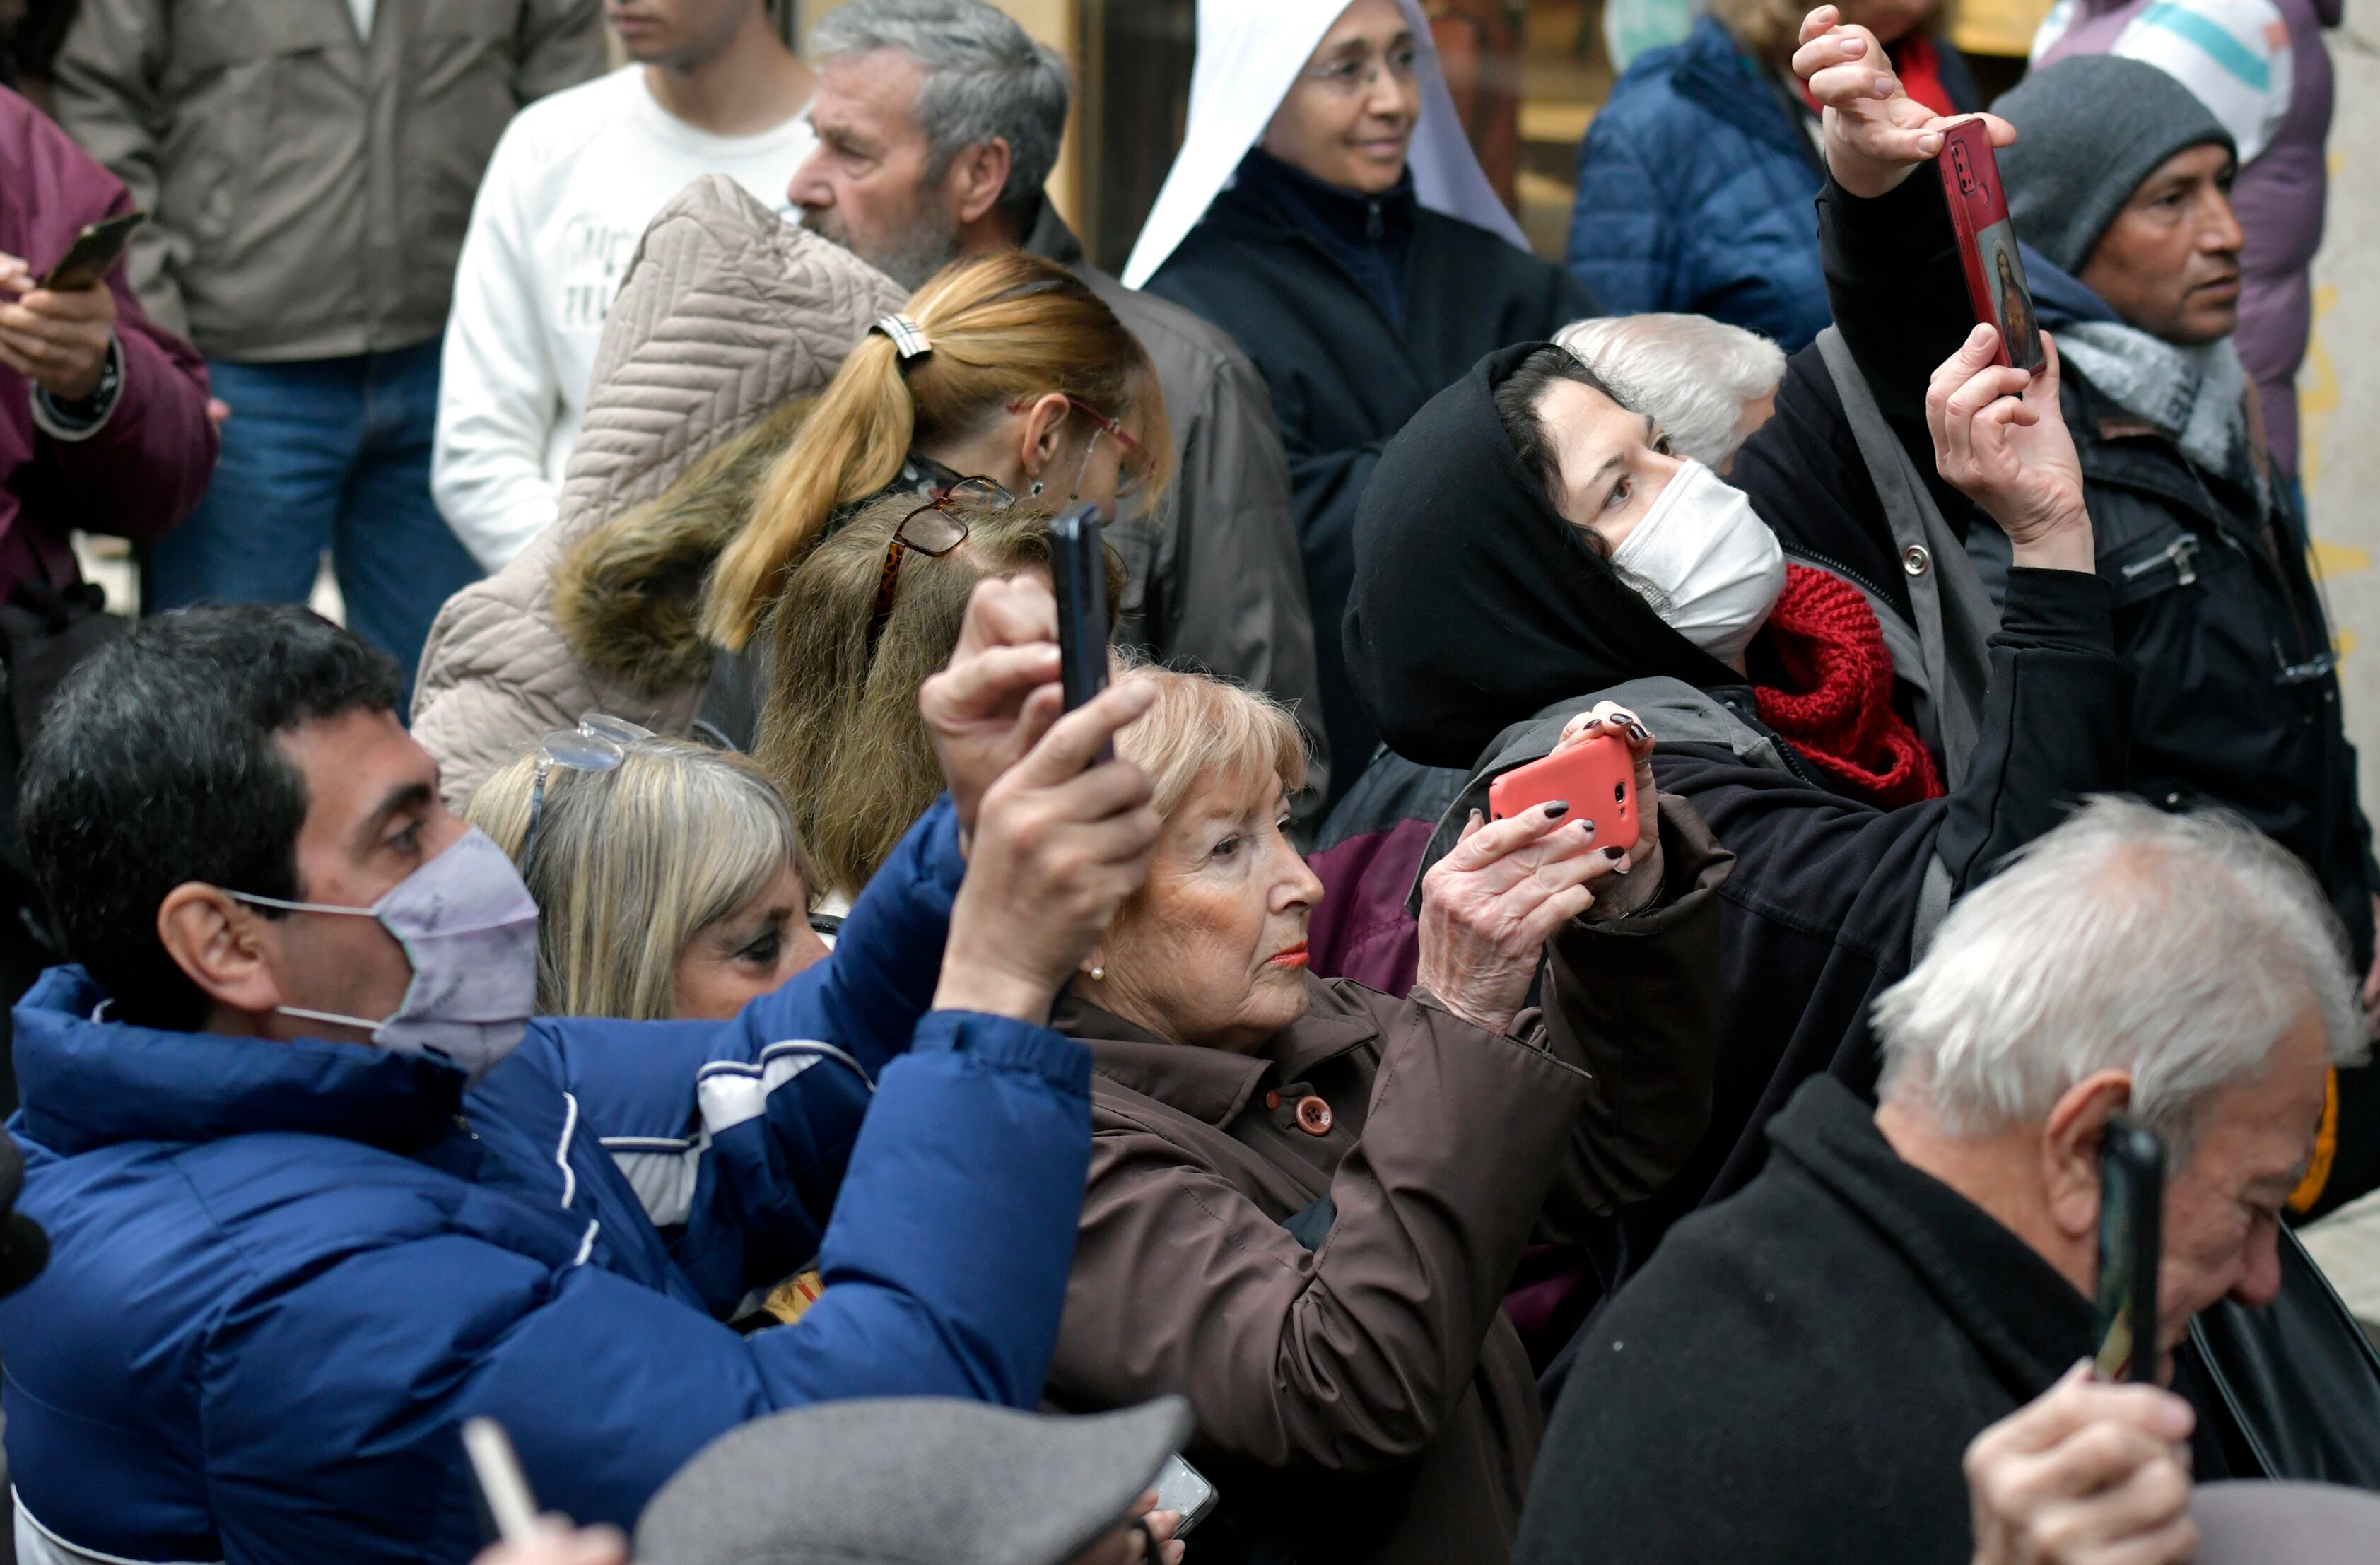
top-left (1753, 565), bottom-right (1945, 808)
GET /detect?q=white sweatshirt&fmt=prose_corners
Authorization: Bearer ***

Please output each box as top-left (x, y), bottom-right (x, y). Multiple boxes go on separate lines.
top-left (433, 66), bottom-right (816, 569)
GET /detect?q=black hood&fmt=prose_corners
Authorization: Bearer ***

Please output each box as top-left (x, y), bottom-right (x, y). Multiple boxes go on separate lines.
top-left (1343, 343), bottom-right (1737, 769)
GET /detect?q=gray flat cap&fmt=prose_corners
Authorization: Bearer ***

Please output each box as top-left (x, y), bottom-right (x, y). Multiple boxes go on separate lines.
top-left (636, 1397), bottom-right (1194, 1564)
top-left (2193, 1479), bottom-right (2380, 1563)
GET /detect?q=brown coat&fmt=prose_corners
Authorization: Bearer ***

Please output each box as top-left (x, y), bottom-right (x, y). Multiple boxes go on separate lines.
top-left (1048, 802), bottom-right (1730, 1565)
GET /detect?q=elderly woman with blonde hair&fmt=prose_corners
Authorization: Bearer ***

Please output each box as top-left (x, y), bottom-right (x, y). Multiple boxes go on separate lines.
top-left (1027, 638), bottom-right (1731, 1564)
top-left (469, 732), bottom-right (828, 1021)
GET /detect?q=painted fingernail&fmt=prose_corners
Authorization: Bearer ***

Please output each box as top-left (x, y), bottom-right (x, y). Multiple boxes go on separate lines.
top-left (1578, 819), bottom-right (1597, 836)
top-left (1628, 722), bottom-right (1651, 743)
top-left (1604, 845), bottom-right (1628, 860)
top-left (1469, 808), bottom-right (1483, 826)
top-left (1542, 800), bottom-right (1570, 820)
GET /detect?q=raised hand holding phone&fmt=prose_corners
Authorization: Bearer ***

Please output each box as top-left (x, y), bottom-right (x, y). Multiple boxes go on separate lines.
top-left (1048, 502), bottom-right (1115, 765)
top-left (1790, 6), bottom-right (2016, 199)
top-left (1926, 327), bottom-right (2092, 573)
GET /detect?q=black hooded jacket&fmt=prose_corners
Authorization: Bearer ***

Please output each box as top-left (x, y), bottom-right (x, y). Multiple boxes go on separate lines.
top-left (1340, 344), bottom-right (2136, 1299)
top-left (1145, 155), bottom-right (1593, 804)
top-left (1734, 168), bottom-right (2380, 1212)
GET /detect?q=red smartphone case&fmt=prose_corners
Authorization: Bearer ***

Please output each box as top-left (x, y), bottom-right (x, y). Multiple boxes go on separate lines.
top-left (1487, 734), bottom-right (1636, 840)
top-left (1935, 117), bottom-right (2047, 375)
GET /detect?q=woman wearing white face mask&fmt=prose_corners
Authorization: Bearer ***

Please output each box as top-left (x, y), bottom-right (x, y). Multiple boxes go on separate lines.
top-left (1308, 328), bottom-right (2137, 1362)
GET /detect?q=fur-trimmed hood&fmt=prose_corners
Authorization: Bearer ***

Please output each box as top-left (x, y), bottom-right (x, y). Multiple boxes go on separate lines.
top-left (409, 177), bottom-right (905, 807)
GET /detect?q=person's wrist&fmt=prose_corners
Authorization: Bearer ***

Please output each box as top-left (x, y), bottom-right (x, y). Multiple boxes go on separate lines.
top-left (47, 334), bottom-right (111, 403)
top-left (932, 958), bottom-right (1057, 1024)
top-left (2008, 509), bottom-right (2094, 573)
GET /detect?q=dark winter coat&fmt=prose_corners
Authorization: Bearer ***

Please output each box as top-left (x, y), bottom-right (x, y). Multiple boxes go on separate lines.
top-left (1789, 168), bottom-right (2380, 1209)
top-left (1320, 345), bottom-right (2133, 1350)
top-left (1044, 803), bottom-right (1729, 1565)
top-left (1510, 1076), bottom-right (2106, 1565)
top-left (1564, 16), bottom-right (1976, 351)
top-left (1145, 153), bottom-right (1593, 802)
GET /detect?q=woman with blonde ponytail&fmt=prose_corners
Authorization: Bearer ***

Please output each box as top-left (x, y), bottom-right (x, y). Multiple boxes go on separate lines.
top-left (703, 250), bottom-right (1169, 651)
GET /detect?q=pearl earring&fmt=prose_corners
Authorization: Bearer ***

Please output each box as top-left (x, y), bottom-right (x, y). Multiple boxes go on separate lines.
top-left (1089, 965), bottom-right (1106, 982)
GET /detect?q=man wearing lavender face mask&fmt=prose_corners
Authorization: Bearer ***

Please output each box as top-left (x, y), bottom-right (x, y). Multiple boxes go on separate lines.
top-left (0, 597), bottom-right (1161, 1561)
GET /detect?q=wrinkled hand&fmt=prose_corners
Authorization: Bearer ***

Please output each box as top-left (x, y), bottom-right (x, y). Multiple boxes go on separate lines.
top-left (1966, 1361), bottom-right (2197, 1565)
top-left (934, 681), bottom-right (1162, 1023)
top-left (1065, 1491), bottom-right (1187, 1565)
top-left (1418, 801), bottom-right (1624, 1038)
top-left (471, 1520), bottom-right (628, 1565)
top-left (1792, 6), bottom-right (2017, 199)
top-left (0, 250), bottom-right (116, 401)
top-left (1929, 327), bottom-right (2092, 571)
top-left (920, 575), bottom-right (1066, 846)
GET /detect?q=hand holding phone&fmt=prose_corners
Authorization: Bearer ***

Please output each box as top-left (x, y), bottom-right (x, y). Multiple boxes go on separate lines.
top-left (1152, 1452), bottom-right (1219, 1537)
top-left (1488, 734), bottom-right (1636, 842)
top-left (2094, 1116), bottom-right (2165, 1385)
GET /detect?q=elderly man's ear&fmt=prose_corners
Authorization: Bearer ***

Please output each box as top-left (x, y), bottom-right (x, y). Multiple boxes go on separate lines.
top-left (2040, 1069), bottom-right (2135, 1243)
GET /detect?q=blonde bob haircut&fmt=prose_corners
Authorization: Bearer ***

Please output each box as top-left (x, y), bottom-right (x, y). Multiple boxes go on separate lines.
top-left (703, 250), bottom-right (1172, 650)
top-left (754, 491), bottom-right (1124, 898)
top-left (1109, 658), bottom-right (1310, 823)
top-left (467, 737), bottom-right (812, 1021)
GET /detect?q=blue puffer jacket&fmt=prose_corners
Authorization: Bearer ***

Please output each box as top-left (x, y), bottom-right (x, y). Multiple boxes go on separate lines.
top-left (1, 799), bottom-right (1094, 1564)
top-left (1566, 18), bottom-right (1974, 352)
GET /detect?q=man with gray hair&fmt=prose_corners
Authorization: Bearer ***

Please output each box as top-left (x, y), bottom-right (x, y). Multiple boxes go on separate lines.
top-left (1514, 797), bottom-right (2362, 1565)
top-left (1553, 312), bottom-right (1784, 473)
top-left (790, 0), bottom-right (1328, 811)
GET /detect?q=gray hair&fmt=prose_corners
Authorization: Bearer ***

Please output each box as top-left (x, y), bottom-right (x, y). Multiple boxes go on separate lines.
top-left (1874, 797), bottom-right (2365, 1157)
top-left (809, 0), bottom-right (1072, 237)
top-left (1554, 314), bottom-right (1786, 470)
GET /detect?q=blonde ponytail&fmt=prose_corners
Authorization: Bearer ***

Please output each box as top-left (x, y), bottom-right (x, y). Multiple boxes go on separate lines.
top-left (703, 331), bottom-right (915, 650)
top-left (700, 250), bottom-right (1171, 652)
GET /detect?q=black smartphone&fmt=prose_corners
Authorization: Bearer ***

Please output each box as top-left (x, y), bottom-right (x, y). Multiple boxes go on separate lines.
top-left (2093, 1115), bottom-right (2165, 1384)
top-left (39, 209), bottom-right (147, 291)
top-left (1153, 1452), bottom-right (1219, 1537)
top-left (1048, 502), bottom-right (1113, 762)
top-left (460, 1416), bottom-right (541, 1543)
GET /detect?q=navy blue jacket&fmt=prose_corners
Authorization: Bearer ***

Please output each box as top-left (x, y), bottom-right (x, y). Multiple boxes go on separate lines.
top-left (1, 800), bottom-right (1094, 1563)
top-left (1566, 17), bottom-right (1974, 351)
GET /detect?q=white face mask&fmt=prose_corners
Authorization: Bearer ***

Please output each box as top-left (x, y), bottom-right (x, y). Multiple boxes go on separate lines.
top-left (1610, 459), bottom-right (1786, 667)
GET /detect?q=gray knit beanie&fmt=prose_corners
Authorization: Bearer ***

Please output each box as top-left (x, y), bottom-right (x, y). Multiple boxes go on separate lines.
top-left (1991, 56), bottom-right (2237, 276)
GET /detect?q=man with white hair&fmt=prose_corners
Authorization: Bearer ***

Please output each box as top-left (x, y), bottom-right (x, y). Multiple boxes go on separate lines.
top-left (1513, 797), bottom-right (2362, 1565)
top-left (1553, 312), bottom-right (1784, 472)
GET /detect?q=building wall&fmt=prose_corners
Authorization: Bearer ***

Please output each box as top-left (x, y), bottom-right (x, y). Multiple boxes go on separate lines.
top-left (2301, 8), bottom-right (2380, 816)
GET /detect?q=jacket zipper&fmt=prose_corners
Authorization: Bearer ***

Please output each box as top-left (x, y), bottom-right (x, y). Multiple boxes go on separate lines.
top-left (2121, 535), bottom-right (2199, 589)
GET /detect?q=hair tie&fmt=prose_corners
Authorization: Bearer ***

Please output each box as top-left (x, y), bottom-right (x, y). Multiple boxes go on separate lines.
top-left (870, 314), bottom-right (932, 362)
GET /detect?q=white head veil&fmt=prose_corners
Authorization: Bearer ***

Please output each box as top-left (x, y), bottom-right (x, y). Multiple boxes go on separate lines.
top-left (1119, 0), bottom-right (1530, 289)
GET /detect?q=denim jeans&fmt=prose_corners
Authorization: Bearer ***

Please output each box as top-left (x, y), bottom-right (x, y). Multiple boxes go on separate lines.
top-left (146, 338), bottom-right (481, 705)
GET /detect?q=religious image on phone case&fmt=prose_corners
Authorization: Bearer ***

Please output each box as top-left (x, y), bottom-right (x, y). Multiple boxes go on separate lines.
top-left (1936, 118), bottom-right (2048, 375)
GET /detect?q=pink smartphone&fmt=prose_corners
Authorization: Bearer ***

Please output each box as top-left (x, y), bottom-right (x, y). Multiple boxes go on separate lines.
top-left (1936, 116), bottom-right (2047, 375)
top-left (1487, 733), bottom-right (1636, 840)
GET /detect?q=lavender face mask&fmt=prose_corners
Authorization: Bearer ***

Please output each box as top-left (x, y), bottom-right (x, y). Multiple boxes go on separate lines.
top-left (230, 828), bottom-right (539, 1084)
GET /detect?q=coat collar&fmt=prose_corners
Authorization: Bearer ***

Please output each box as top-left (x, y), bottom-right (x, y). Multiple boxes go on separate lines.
top-left (1766, 1076), bottom-right (2097, 1394)
top-left (1021, 197), bottom-right (1086, 269)
top-left (12, 966), bottom-right (467, 1159)
top-left (1057, 980), bottom-right (1380, 1127)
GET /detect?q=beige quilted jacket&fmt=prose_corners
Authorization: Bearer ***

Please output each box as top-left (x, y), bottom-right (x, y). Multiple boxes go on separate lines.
top-left (410, 177), bottom-right (905, 807)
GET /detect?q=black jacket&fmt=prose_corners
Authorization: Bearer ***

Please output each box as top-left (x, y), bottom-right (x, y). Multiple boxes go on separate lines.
top-left (1512, 1075), bottom-right (2112, 1565)
top-left (1330, 347), bottom-right (2134, 1316)
top-left (1742, 168), bottom-right (2380, 1208)
top-left (1146, 157), bottom-right (1593, 802)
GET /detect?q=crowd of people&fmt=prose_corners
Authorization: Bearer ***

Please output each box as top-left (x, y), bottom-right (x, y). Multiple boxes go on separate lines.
top-left (0, 0), bottom-right (2373, 1559)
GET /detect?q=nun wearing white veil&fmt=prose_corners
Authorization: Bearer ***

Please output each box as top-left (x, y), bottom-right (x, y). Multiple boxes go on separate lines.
top-left (1125, 0), bottom-right (1594, 803)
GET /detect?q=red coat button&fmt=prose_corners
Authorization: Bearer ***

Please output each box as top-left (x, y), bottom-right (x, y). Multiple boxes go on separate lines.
top-left (1264, 1089), bottom-right (1282, 1111)
top-left (1295, 1096), bottom-right (1333, 1135)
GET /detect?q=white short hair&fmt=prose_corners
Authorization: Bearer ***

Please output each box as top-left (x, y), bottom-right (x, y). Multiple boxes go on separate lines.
top-left (1554, 313), bottom-right (1785, 469)
top-left (1873, 797), bottom-right (2364, 1153)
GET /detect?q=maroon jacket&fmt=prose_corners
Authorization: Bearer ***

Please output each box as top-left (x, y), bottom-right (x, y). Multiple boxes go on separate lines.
top-left (0, 87), bottom-right (213, 599)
